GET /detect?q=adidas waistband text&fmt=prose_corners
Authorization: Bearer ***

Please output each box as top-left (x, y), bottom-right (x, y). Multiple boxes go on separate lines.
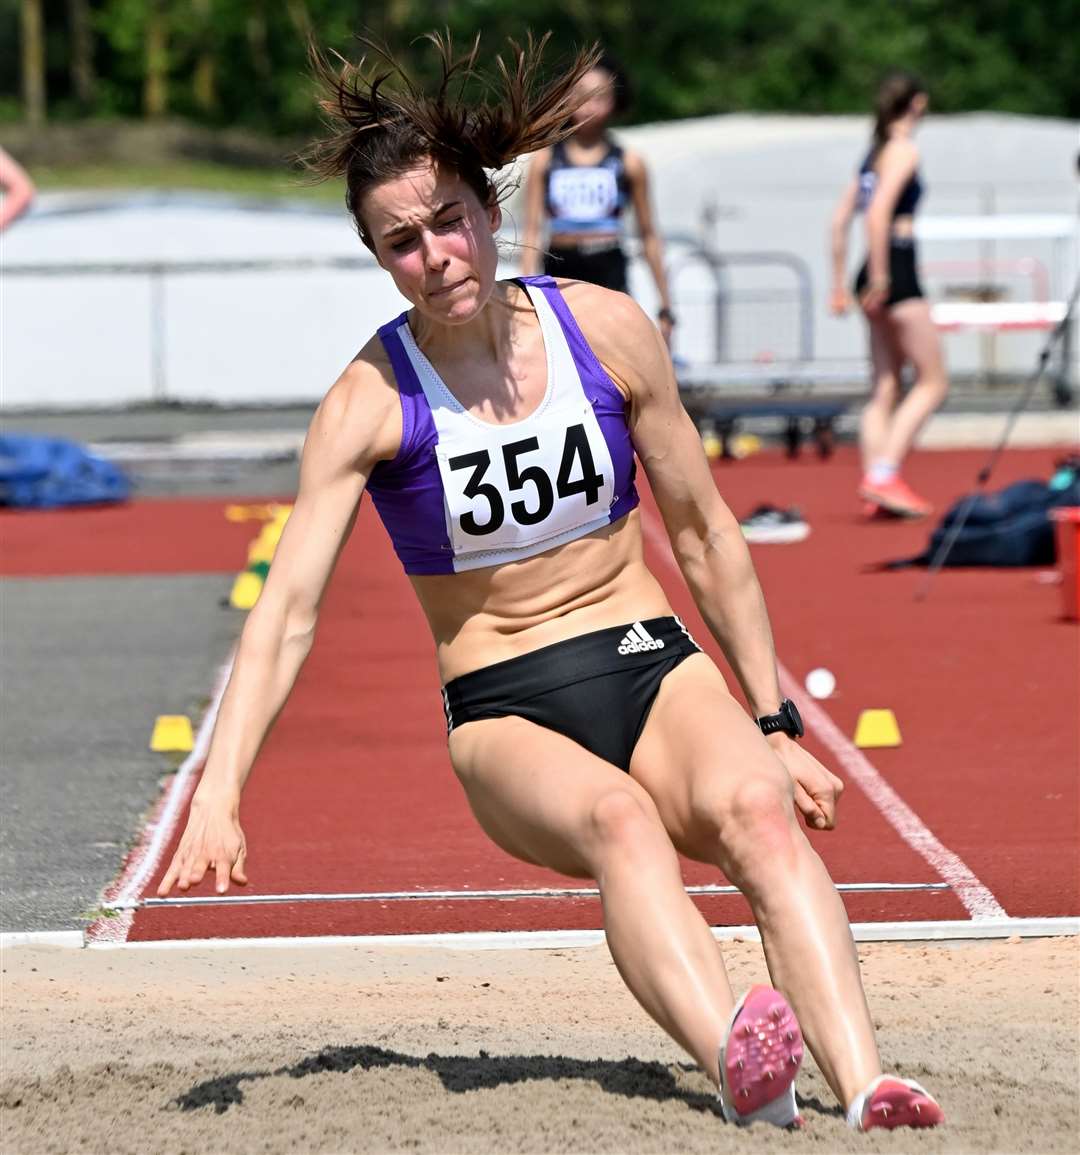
top-left (617, 622), bottom-right (666, 655)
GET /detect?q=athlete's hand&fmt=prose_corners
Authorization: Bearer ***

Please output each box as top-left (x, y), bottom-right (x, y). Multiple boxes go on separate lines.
top-left (829, 286), bottom-right (852, 316)
top-left (157, 791), bottom-right (248, 896)
top-left (767, 734), bottom-right (844, 831)
top-left (859, 281), bottom-right (889, 317)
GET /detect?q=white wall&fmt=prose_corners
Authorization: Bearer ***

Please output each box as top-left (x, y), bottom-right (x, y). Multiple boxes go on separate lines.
top-left (3, 113), bottom-right (1077, 409)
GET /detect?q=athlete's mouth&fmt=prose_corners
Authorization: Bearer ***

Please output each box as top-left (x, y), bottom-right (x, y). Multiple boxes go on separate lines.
top-left (429, 278), bottom-right (468, 297)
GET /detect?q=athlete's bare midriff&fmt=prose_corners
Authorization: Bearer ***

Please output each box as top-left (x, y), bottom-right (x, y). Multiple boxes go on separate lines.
top-left (411, 508), bottom-right (674, 681)
top-left (548, 231), bottom-right (622, 248)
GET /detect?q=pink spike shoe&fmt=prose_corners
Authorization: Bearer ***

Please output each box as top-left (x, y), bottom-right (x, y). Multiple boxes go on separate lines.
top-left (718, 985), bottom-right (804, 1127)
top-left (847, 1075), bottom-right (945, 1130)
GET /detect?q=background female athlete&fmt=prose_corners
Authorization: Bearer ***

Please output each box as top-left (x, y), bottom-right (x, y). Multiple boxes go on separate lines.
top-left (830, 71), bottom-right (949, 519)
top-left (519, 51), bottom-right (676, 345)
top-left (158, 34), bottom-right (942, 1133)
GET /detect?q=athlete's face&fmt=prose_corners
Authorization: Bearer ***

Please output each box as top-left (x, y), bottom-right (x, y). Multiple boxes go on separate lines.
top-left (363, 161), bottom-right (501, 325)
top-left (570, 68), bottom-right (616, 130)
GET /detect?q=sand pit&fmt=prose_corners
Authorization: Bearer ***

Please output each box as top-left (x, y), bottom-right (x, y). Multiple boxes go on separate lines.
top-left (2, 935), bottom-right (1076, 1153)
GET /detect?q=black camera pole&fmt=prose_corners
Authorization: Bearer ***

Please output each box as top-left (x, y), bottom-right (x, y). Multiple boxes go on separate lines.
top-left (915, 273), bottom-right (1080, 603)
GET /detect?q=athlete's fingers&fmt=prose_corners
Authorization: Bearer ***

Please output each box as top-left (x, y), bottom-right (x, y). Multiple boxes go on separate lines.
top-left (180, 856), bottom-right (209, 891)
top-left (792, 781), bottom-right (827, 830)
top-left (231, 846), bottom-right (248, 886)
top-left (158, 856), bottom-right (181, 897)
top-left (814, 790), bottom-right (837, 829)
top-left (214, 856), bottom-right (231, 894)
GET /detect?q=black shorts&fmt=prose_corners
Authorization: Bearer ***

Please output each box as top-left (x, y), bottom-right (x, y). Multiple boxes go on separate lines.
top-left (442, 617), bottom-right (702, 772)
top-left (544, 243), bottom-right (628, 293)
top-left (855, 239), bottom-right (923, 307)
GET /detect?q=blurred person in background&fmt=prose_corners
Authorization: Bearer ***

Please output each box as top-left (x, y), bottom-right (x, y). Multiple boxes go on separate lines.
top-left (829, 72), bottom-right (948, 519)
top-left (520, 51), bottom-right (676, 346)
top-left (0, 146), bottom-right (36, 230)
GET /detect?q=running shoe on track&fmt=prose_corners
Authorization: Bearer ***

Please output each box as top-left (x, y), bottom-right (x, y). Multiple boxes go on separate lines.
top-left (719, 985), bottom-right (804, 1127)
top-left (858, 476), bottom-right (933, 519)
top-left (846, 1075), bottom-right (945, 1130)
top-left (739, 505), bottom-right (810, 544)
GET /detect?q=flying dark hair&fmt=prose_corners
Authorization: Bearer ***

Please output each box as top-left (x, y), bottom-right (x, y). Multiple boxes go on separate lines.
top-left (870, 70), bottom-right (926, 159)
top-left (305, 32), bottom-right (601, 249)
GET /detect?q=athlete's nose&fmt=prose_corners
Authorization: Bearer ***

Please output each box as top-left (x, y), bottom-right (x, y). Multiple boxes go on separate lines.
top-left (422, 230), bottom-right (451, 273)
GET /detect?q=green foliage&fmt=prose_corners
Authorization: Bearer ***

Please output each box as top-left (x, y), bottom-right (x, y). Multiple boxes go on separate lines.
top-left (3, 0), bottom-right (1077, 134)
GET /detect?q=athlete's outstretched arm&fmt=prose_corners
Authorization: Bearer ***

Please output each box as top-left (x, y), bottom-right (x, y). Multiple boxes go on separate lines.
top-left (578, 287), bottom-right (842, 828)
top-left (829, 176), bottom-right (859, 314)
top-left (158, 354), bottom-right (400, 895)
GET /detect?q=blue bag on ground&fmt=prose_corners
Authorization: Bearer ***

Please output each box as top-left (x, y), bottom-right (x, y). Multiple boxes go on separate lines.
top-left (0, 435), bottom-right (131, 509)
top-left (885, 461), bottom-right (1080, 568)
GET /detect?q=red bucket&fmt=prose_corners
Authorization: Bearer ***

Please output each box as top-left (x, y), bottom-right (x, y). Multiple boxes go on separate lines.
top-left (1050, 507), bottom-right (1080, 621)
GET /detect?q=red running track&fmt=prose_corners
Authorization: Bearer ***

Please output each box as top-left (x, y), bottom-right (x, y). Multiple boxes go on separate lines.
top-left (50, 448), bottom-right (1077, 941)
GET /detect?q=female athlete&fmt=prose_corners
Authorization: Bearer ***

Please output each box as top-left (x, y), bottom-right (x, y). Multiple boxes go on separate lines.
top-left (519, 51), bottom-right (676, 345)
top-left (830, 71), bottom-right (949, 519)
top-left (160, 35), bottom-right (942, 1133)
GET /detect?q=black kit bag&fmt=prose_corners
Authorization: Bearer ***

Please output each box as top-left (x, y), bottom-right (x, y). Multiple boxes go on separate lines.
top-left (884, 460), bottom-right (1080, 569)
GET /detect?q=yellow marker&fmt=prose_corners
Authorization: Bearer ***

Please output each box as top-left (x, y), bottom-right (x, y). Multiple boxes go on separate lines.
top-left (853, 709), bottom-right (902, 749)
top-left (731, 433), bottom-right (763, 459)
top-left (150, 715), bottom-right (194, 753)
top-left (229, 570), bottom-right (264, 610)
top-left (225, 503), bottom-right (282, 522)
top-left (247, 534), bottom-right (277, 565)
top-left (261, 521), bottom-right (284, 548)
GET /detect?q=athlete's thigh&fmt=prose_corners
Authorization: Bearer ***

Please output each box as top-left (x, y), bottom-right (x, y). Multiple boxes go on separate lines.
top-left (866, 314), bottom-right (901, 399)
top-left (628, 654), bottom-right (794, 860)
top-left (889, 298), bottom-right (946, 383)
top-left (448, 715), bottom-right (657, 879)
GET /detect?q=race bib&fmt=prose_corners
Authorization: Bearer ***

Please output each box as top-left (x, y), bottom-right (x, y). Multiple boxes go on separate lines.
top-left (549, 167), bottom-right (620, 223)
top-left (435, 403), bottom-right (615, 560)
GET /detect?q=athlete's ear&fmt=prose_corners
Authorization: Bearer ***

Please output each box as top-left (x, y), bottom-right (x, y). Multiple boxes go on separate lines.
top-left (487, 197), bottom-right (502, 234)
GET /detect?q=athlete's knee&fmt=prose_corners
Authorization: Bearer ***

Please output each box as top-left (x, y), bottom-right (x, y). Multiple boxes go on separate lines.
top-left (587, 788), bottom-right (665, 863)
top-left (919, 371), bottom-right (949, 404)
top-left (696, 773), bottom-right (798, 879)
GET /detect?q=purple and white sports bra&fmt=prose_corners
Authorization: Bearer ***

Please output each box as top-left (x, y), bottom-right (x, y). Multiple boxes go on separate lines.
top-left (366, 275), bottom-right (640, 575)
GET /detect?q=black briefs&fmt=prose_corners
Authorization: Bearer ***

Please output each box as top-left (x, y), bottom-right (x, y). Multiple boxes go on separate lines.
top-left (543, 243), bottom-right (629, 293)
top-left (854, 238), bottom-right (924, 307)
top-left (441, 616), bottom-right (702, 772)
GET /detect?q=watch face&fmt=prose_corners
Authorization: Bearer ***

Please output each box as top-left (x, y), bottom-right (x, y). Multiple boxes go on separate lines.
top-left (783, 699), bottom-right (805, 737)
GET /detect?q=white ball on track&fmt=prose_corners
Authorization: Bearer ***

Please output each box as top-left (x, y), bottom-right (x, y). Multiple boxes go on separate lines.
top-left (805, 667), bottom-right (836, 699)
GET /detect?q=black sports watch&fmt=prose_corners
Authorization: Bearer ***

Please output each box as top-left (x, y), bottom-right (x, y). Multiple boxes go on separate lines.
top-left (756, 698), bottom-right (804, 739)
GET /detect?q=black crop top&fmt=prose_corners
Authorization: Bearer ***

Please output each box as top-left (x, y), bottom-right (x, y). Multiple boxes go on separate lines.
top-left (856, 151), bottom-right (923, 217)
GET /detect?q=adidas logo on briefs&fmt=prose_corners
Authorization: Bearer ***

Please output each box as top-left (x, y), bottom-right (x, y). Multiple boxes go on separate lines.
top-left (617, 622), bottom-right (666, 655)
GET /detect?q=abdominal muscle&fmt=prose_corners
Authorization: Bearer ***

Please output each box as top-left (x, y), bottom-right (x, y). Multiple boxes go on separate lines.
top-left (411, 509), bottom-right (674, 682)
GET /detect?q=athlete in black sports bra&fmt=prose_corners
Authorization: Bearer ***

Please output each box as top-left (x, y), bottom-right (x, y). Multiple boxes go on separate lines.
top-left (830, 71), bottom-right (949, 520)
top-left (521, 52), bottom-right (676, 345)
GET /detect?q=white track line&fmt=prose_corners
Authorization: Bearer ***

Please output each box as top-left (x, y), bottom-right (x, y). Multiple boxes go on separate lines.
top-left (112, 880), bottom-right (948, 910)
top-left (86, 653), bottom-right (235, 944)
top-left (86, 510), bottom-right (1008, 946)
top-left (7, 916), bottom-right (1073, 952)
top-left (639, 508), bottom-right (1009, 921)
